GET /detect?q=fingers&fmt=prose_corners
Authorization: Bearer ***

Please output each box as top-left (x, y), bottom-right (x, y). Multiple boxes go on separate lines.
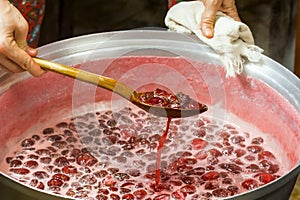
top-left (26, 47), bottom-right (38, 57)
top-left (0, 2), bottom-right (45, 77)
top-left (0, 46), bottom-right (44, 76)
top-left (201, 6), bottom-right (218, 38)
top-left (12, 15), bottom-right (45, 77)
top-left (200, 0), bottom-right (223, 38)
top-left (200, 0), bottom-right (240, 38)
top-left (17, 50), bottom-right (45, 77)
top-left (0, 55), bottom-right (24, 73)
top-left (6, 42), bottom-right (45, 77)
top-left (223, 7), bottom-right (241, 22)
top-left (1, 39), bottom-right (45, 77)
top-left (220, 0), bottom-right (241, 22)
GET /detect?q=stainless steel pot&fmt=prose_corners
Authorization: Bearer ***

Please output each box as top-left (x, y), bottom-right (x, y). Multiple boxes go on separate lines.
top-left (0, 30), bottom-right (299, 200)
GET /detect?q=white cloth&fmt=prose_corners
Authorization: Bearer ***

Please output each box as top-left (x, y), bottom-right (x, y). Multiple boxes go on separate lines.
top-left (165, 1), bottom-right (263, 77)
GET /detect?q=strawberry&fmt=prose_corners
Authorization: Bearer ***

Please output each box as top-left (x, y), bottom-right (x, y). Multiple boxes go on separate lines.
top-left (202, 171), bottom-right (220, 181)
top-left (76, 153), bottom-right (97, 167)
top-left (241, 179), bottom-right (258, 190)
top-left (257, 173), bottom-right (275, 184)
top-left (258, 151), bottom-right (276, 160)
top-left (9, 168), bottom-right (30, 175)
top-left (191, 138), bottom-right (208, 150)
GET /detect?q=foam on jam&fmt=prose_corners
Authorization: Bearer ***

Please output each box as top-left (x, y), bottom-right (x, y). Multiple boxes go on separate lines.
top-left (1, 104), bottom-right (290, 200)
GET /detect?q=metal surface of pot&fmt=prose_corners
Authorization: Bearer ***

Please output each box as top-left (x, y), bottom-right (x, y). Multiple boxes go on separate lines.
top-left (0, 30), bottom-right (299, 200)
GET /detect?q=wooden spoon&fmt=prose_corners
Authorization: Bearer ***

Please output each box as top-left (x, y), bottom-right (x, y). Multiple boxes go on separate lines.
top-left (33, 57), bottom-right (207, 118)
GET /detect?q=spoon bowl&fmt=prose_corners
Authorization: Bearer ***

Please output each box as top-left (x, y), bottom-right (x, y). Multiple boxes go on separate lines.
top-left (33, 57), bottom-right (208, 118)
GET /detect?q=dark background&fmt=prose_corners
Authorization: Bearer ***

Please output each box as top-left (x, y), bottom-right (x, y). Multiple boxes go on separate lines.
top-left (38, 0), bottom-right (168, 46)
top-left (38, 0), bottom-right (298, 73)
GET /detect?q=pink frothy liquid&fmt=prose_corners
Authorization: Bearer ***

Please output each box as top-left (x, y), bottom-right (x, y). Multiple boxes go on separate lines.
top-left (1, 104), bottom-right (290, 200)
top-left (0, 56), bottom-right (298, 200)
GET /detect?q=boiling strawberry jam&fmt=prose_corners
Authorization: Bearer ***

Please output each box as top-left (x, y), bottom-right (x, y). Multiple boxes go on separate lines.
top-left (2, 106), bottom-right (288, 200)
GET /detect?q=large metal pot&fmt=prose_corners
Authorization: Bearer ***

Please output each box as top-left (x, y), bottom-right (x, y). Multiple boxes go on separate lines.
top-left (0, 30), bottom-right (299, 200)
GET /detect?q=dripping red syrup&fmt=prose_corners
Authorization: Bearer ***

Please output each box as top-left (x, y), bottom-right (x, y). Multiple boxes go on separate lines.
top-left (155, 117), bottom-right (172, 187)
top-left (138, 88), bottom-right (205, 189)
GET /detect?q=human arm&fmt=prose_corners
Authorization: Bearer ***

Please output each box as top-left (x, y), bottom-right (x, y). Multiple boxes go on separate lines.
top-left (0, 0), bottom-right (44, 76)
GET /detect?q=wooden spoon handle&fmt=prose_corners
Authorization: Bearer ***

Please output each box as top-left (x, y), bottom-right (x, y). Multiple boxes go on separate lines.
top-left (33, 57), bottom-right (134, 100)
